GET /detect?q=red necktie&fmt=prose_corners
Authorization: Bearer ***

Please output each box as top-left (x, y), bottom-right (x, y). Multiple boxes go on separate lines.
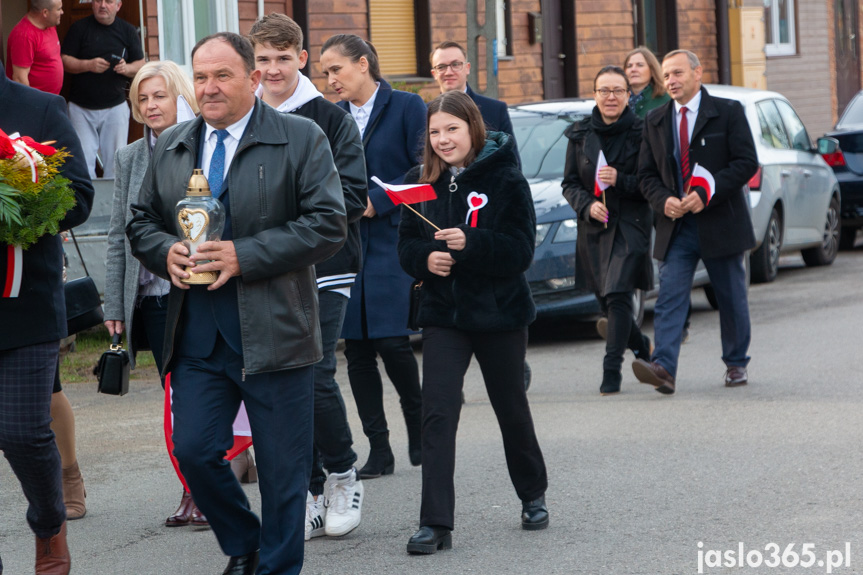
top-left (679, 106), bottom-right (690, 185)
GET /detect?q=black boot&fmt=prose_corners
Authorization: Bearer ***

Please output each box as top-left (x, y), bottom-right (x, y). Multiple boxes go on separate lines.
top-left (358, 432), bottom-right (395, 479)
top-left (521, 495), bottom-right (549, 530)
top-left (406, 415), bottom-right (422, 467)
top-left (406, 526), bottom-right (452, 554)
top-left (632, 333), bottom-right (652, 361)
top-left (600, 370), bottom-right (622, 395)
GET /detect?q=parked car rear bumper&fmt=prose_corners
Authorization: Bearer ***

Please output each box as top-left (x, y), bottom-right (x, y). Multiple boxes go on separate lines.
top-left (834, 170), bottom-right (863, 226)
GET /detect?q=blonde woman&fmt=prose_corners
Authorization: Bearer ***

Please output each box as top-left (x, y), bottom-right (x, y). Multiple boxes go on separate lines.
top-left (103, 61), bottom-right (204, 526)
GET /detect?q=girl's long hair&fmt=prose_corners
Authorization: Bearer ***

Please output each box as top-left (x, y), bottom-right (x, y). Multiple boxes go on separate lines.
top-left (419, 91), bottom-right (487, 184)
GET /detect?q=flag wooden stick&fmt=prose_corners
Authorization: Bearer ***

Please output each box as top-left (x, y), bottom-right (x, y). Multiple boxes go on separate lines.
top-left (403, 203), bottom-right (441, 231)
top-left (602, 189), bottom-right (607, 229)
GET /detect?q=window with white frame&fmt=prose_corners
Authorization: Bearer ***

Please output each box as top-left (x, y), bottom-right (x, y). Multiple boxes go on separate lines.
top-left (157, 0), bottom-right (239, 71)
top-left (764, 0), bottom-right (796, 56)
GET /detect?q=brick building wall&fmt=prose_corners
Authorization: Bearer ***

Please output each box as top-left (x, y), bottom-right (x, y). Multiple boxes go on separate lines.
top-left (677, 0), bottom-right (719, 83)
top-left (765, 0), bottom-right (834, 137)
top-left (305, 0), bottom-right (544, 105)
top-left (574, 0), bottom-right (634, 97)
top-left (573, 0), bottom-right (719, 98)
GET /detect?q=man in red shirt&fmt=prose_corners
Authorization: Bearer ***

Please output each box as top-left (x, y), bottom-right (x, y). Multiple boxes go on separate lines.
top-left (5, 0), bottom-right (65, 94)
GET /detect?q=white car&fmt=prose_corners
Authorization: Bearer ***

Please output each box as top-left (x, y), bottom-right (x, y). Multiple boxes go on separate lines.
top-left (704, 85), bottom-right (840, 283)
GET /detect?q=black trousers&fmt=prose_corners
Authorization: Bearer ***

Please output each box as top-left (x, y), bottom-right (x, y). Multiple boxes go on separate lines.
top-left (0, 341), bottom-right (65, 540)
top-left (309, 291), bottom-right (357, 495)
top-left (344, 336), bottom-right (422, 443)
top-left (419, 326), bottom-right (548, 530)
top-left (599, 291), bottom-right (648, 373)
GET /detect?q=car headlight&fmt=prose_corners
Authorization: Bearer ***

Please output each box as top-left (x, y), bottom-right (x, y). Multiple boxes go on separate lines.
top-left (552, 218), bottom-right (577, 243)
top-left (535, 223), bottom-right (552, 246)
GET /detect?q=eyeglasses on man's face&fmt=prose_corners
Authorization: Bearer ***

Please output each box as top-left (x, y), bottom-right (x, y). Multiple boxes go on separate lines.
top-left (433, 61), bottom-right (466, 74)
top-left (595, 88), bottom-right (628, 98)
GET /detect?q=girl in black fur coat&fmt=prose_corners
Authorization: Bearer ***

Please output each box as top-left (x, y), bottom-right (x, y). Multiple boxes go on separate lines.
top-left (398, 91), bottom-right (549, 555)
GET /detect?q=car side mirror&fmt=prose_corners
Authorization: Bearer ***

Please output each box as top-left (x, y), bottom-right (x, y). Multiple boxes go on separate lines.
top-left (817, 137), bottom-right (839, 155)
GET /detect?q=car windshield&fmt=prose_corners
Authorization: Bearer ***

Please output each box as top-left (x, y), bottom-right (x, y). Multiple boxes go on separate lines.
top-left (837, 94), bottom-right (863, 128)
top-left (512, 112), bottom-right (582, 179)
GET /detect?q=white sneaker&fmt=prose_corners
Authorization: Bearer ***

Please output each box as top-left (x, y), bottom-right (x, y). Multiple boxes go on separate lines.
top-left (323, 468), bottom-right (363, 536)
top-left (305, 491), bottom-right (326, 541)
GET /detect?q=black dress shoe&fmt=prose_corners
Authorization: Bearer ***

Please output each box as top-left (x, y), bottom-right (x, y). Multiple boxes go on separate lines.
top-left (222, 551), bottom-right (259, 575)
top-left (406, 526), bottom-right (452, 555)
top-left (521, 495), bottom-right (549, 530)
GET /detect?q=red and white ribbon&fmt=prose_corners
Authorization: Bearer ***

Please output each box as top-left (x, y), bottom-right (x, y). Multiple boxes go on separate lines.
top-left (2, 245), bottom-right (23, 298)
top-left (465, 191), bottom-right (489, 228)
top-left (8, 132), bottom-right (39, 184)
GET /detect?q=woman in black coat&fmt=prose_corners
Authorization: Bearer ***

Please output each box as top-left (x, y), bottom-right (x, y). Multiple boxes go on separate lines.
top-left (562, 65), bottom-right (653, 395)
top-left (399, 91), bottom-right (548, 554)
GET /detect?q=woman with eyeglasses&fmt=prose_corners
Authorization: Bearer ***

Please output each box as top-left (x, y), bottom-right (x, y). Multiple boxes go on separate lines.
top-left (562, 65), bottom-right (653, 395)
top-left (319, 34), bottom-right (425, 479)
top-left (624, 46), bottom-right (671, 119)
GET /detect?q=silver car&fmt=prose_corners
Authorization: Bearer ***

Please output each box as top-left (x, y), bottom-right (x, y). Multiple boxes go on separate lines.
top-left (704, 85), bottom-right (841, 283)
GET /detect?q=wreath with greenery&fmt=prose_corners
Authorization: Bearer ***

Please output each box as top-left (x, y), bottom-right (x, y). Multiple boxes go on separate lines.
top-left (0, 130), bottom-right (76, 249)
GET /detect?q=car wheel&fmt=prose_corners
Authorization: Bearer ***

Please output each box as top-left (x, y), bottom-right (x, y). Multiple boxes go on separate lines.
top-left (750, 207), bottom-right (781, 283)
top-left (839, 226), bottom-right (859, 250)
top-left (801, 195), bottom-right (840, 267)
top-left (632, 288), bottom-right (645, 327)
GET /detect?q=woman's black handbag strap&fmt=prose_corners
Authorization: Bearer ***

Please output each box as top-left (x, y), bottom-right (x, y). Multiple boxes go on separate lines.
top-left (68, 229), bottom-right (90, 278)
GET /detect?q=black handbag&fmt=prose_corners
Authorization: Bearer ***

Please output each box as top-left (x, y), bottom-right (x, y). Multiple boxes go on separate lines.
top-left (64, 230), bottom-right (104, 334)
top-left (407, 280), bottom-right (423, 331)
top-left (95, 334), bottom-right (130, 396)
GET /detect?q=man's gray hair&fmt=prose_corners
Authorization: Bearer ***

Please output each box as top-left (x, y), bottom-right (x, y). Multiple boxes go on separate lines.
top-left (663, 49), bottom-right (701, 69)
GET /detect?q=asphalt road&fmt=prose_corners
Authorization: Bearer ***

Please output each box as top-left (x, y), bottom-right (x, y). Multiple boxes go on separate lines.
top-left (2, 248), bottom-right (863, 575)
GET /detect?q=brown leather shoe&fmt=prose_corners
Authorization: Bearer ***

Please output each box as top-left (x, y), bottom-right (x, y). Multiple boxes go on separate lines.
top-left (35, 521), bottom-right (70, 575)
top-left (166, 491), bottom-right (195, 527)
top-left (190, 502), bottom-right (209, 527)
top-left (632, 359), bottom-right (676, 394)
top-left (62, 461), bottom-right (86, 520)
top-left (230, 449), bottom-right (258, 484)
top-left (725, 366), bottom-right (748, 387)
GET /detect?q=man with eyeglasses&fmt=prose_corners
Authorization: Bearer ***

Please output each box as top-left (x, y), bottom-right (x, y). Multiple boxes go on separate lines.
top-left (430, 41), bottom-right (519, 163)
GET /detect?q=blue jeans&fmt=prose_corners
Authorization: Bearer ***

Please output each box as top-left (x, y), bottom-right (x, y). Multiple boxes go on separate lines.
top-left (652, 215), bottom-right (751, 378)
top-left (309, 291), bottom-right (357, 494)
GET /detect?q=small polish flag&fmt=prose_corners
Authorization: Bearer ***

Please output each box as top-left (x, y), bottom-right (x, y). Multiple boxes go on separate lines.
top-left (688, 164), bottom-right (715, 205)
top-left (371, 176), bottom-right (437, 205)
top-left (594, 150), bottom-right (610, 198)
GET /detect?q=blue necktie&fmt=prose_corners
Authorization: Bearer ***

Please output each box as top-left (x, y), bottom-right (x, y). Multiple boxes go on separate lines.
top-left (209, 129), bottom-right (229, 197)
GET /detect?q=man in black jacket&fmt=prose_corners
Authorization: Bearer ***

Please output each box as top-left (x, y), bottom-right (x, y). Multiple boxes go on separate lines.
top-left (127, 33), bottom-right (345, 575)
top-left (0, 62), bottom-right (94, 574)
top-left (430, 41), bottom-right (519, 163)
top-left (248, 13), bottom-right (368, 541)
top-left (634, 50), bottom-right (758, 394)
